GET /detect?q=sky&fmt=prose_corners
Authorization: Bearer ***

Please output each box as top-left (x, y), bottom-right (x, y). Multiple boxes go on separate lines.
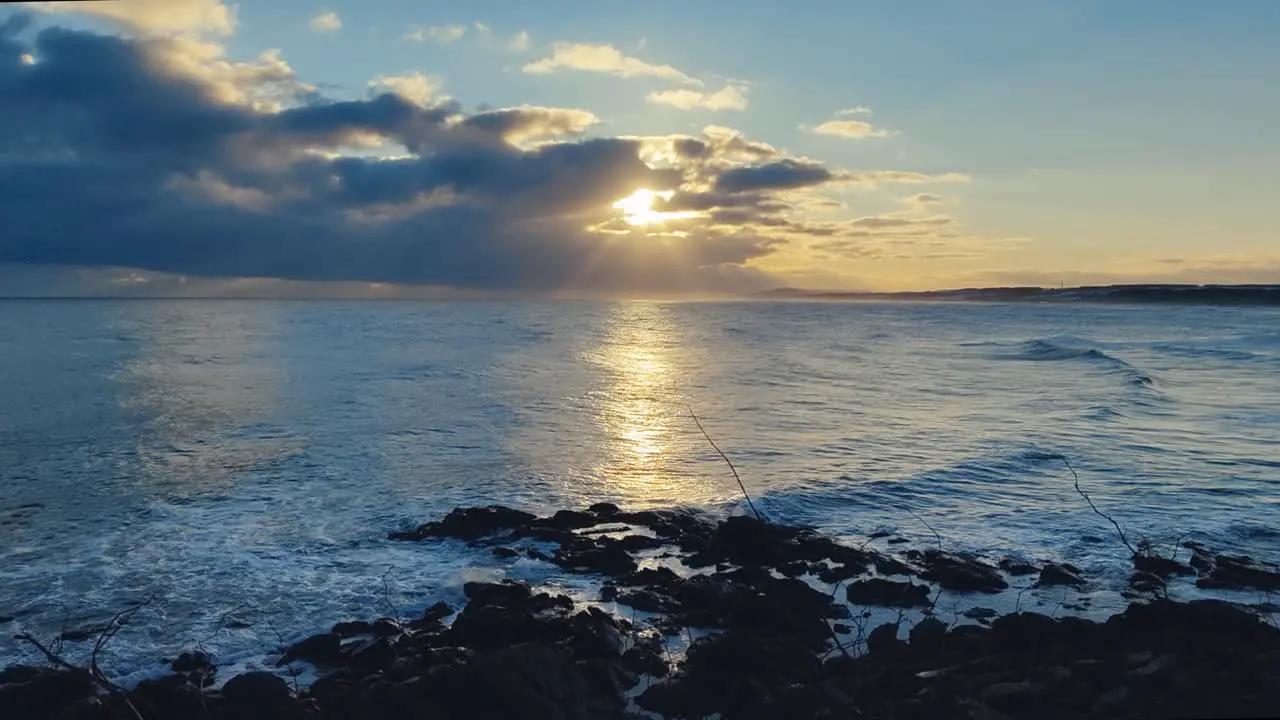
top-left (0, 0), bottom-right (1277, 296)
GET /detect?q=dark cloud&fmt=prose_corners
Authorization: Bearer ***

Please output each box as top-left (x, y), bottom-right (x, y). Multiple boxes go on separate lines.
top-left (714, 158), bottom-right (834, 193)
top-left (0, 19), bottom-right (788, 295)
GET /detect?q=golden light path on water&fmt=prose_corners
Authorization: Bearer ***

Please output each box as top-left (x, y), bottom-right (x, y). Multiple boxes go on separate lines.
top-left (585, 302), bottom-right (724, 508)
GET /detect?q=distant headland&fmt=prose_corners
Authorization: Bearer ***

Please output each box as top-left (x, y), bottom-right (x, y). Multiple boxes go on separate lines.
top-left (752, 284), bottom-right (1280, 305)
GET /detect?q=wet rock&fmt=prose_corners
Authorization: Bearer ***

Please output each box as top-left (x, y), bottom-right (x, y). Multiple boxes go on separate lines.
top-left (815, 562), bottom-right (865, 583)
top-left (916, 550), bottom-right (1009, 593)
top-left (0, 666), bottom-right (95, 720)
top-left (871, 553), bottom-right (914, 576)
top-left (424, 601), bottom-right (454, 622)
top-left (616, 534), bottom-right (663, 552)
top-left (553, 540), bottom-right (637, 576)
top-left (588, 502), bottom-right (621, 516)
top-left (390, 505), bottom-right (536, 541)
top-left (887, 537), bottom-right (911, 545)
top-left (1195, 554), bottom-right (1280, 592)
top-left (279, 631), bottom-right (344, 667)
top-left (171, 649), bottom-right (215, 679)
top-left (492, 546), bottom-right (519, 559)
top-left (525, 547), bottom-right (552, 562)
top-left (373, 618), bottom-right (403, 636)
top-left (622, 634), bottom-right (669, 677)
top-left (599, 583), bottom-right (618, 603)
top-left (616, 589), bottom-right (678, 613)
top-left (963, 607), bottom-right (999, 622)
top-left (1132, 653), bottom-right (1177, 677)
top-left (1036, 562), bottom-right (1086, 588)
top-left (1132, 553), bottom-right (1193, 578)
top-left (332, 620), bottom-right (375, 637)
top-left (868, 530), bottom-right (892, 540)
top-left (998, 556), bottom-right (1040, 576)
top-left (617, 566), bottom-right (681, 590)
top-left (0, 616), bottom-right (12, 625)
top-left (846, 578), bottom-right (932, 607)
top-left (1129, 570), bottom-right (1166, 594)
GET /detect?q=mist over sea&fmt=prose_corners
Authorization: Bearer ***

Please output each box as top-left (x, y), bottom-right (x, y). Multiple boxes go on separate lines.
top-left (2, 299), bottom-right (1278, 679)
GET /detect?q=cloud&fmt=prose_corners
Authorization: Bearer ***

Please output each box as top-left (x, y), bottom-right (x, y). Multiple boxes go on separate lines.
top-left (522, 43), bottom-right (698, 85)
top-left (404, 25), bottom-right (467, 44)
top-left (309, 11), bottom-right (342, 33)
top-left (647, 85), bottom-right (747, 111)
top-left (507, 30), bottom-right (531, 52)
top-left (837, 106), bottom-right (872, 116)
top-left (369, 72), bottom-right (440, 107)
top-left (907, 193), bottom-right (944, 205)
top-left (715, 159), bottom-right (835, 193)
top-left (24, 0), bottom-right (236, 36)
top-left (0, 23), bottom-right (802, 296)
top-left (808, 119), bottom-right (895, 139)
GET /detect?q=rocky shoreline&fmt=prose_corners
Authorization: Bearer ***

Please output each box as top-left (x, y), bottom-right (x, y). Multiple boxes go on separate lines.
top-left (4, 503), bottom-right (1280, 719)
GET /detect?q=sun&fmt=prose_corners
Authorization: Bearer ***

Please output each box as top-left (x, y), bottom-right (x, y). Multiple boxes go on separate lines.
top-left (613, 189), bottom-right (675, 226)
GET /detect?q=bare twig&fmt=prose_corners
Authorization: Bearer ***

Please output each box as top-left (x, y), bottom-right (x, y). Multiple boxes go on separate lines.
top-left (380, 566), bottom-right (399, 620)
top-left (266, 618), bottom-right (300, 694)
top-left (1062, 456), bottom-right (1137, 556)
top-left (16, 629), bottom-right (145, 720)
top-left (1169, 531), bottom-right (1192, 562)
top-left (905, 508), bottom-right (943, 554)
top-left (15, 633), bottom-right (81, 673)
top-left (688, 406), bottom-right (761, 521)
top-left (198, 602), bottom-right (253, 652)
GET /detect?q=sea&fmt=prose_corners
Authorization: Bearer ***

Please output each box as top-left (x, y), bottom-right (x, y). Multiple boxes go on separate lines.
top-left (1, 299), bottom-right (1278, 681)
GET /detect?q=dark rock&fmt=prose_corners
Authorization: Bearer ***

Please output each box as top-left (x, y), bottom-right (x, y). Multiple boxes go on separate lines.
top-left (588, 502), bottom-right (621, 516)
top-left (1196, 554), bottom-right (1280, 592)
top-left (373, 618), bottom-right (403, 636)
top-left (963, 607), bottom-right (999, 621)
top-left (998, 556), bottom-right (1040, 576)
top-left (868, 530), bottom-right (892, 539)
top-left (0, 616), bottom-right (12, 624)
top-left (171, 650), bottom-right (215, 678)
top-left (1092, 685), bottom-right (1131, 714)
top-left (846, 578), bottom-right (932, 607)
top-left (616, 534), bottom-right (663, 552)
top-left (616, 589), bottom-right (678, 613)
top-left (279, 632), bottom-right (344, 667)
top-left (599, 583), bottom-right (618, 603)
top-left (439, 643), bottom-right (627, 720)
top-left (867, 623), bottom-right (904, 656)
top-left (638, 630), bottom-right (820, 719)
top-left (132, 675), bottom-right (204, 718)
top-left (0, 666), bottom-right (95, 719)
top-left (331, 620), bottom-right (375, 637)
top-left (576, 658), bottom-right (638, 698)
top-left (981, 680), bottom-right (1051, 715)
top-left (909, 617), bottom-right (948, 654)
top-left (1130, 570), bottom-right (1166, 594)
top-left (778, 560), bottom-right (810, 577)
top-left (222, 671), bottom-right (294, 706)
top-left (492, 546), bottom-right (520, 559)
top-left (886, 537), bottom-right (911, 545)
top-left (391, 505), bottom-right (536, 541)
top-left (917, 550), bottom-right (1009, 593)
top-left (424, 601), bottom-right (454, 622)
top-left (815, 562), bottom-right (866, 583)
top-left (464, 580), bottom-right (532, 606)
top-left (553, 540), bottom-right (637, 576)
top-left (525, 547), bottom-right (552, 562)
top-left (571, 607), bottom-right (627, 658)
top-left (990, 613), bottom-right (1061, 652)
top-left (617, 566), bottom-right (681, 589)
top-left (1036, 562), bottom-right (1086, 588)
top-left (621, 633), bottom-right (669, 677)
top-left (1132, 553), bottom-right (1193, 578)
top-left (346, 636), bottom-right (397, 671)
top-left (535, 510), bottom-right (599, 531)
top-left (871, 553), bottom-right (914, 576)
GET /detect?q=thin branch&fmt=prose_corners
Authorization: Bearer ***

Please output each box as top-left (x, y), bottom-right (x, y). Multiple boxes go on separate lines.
top-left (15, 633), bottom-right (81, 673)
top-left (1062, 456), bottom-right (1137, 556)
top-left (688, 406), bottom-right (761, 521)
top-left (905, 508), bottom-right (943, 554)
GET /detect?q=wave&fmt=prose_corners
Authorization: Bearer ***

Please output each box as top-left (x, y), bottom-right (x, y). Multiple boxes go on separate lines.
top-left (994, 336), bottom-right (1158, 388)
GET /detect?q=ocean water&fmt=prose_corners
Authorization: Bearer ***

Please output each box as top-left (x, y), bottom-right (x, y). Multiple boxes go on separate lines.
top-left (1, 299), bottom-right (1278, 679)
